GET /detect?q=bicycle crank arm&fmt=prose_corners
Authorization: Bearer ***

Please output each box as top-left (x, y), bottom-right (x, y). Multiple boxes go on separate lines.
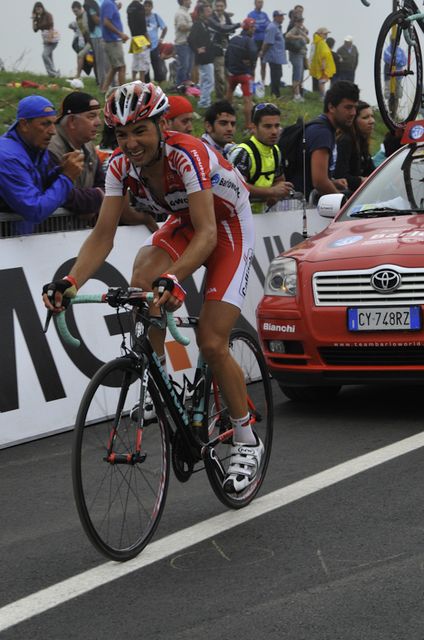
top-left (201, 428), bottom-right (233, 451)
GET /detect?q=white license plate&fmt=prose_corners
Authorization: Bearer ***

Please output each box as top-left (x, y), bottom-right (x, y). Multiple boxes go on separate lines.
top-left (347, 306), bottom-right (421, 331)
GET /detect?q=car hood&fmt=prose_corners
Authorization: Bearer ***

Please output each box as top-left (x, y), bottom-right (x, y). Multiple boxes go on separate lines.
top-left (285, 216), bottom-right (424, 263)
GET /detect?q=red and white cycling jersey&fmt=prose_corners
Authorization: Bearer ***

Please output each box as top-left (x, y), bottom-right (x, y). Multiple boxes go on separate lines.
top-left (105, 131), bottom-right (251, 221)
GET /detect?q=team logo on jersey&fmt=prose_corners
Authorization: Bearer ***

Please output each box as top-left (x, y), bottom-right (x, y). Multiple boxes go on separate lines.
top-left (211, 173), bottom-right (220, 186)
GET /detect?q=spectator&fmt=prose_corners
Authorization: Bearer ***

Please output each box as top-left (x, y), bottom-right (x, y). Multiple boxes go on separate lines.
top-left (31, 2), bottom-right (60, 77)
top-left (285, 14), bottom-right (309, 101)
top-left (228, 102), bottom-right (294, 212)
top-left (96, 122), bottom-right (119, 172)
top-left (159, 41), bottom-right (177, 85)
top-left (225, 18), bottom-right (257, 133)
top-left (83, 0), bottom-right (108, 87)
top-left (326, 37), bottom-right (341, 87)
top-left (260, 10), bottom-right (287, 99)
top-left (0, 96), bottom-right (83, 233)
top-left (164, 95), bottom-right (194, 133)
top-left (188, 3), bottom-right (216, 109)
top-left (286, 4), bottom-right (305, 32)
top-left (336, 35), bottom-right (359, 83)
top-left (71, 2), bottom-right (92, 80)
top-left (309, 26), bottom-right (336, 98)
top-left (48, 92), bottom-right (104, 220)
top-left (127, 0), bottom-right (150, 81)
top-left (247, 0), bottom-right (270, 84)
top-left (372, 127), bottom-right (403, 167)
top-left (334, 100), bottom-right (375, 193)
top-left (100, 0), bottom-right (129, 92)
top-left (208, 0), bottom-right (239, 99)
top-left (288, 80), bottom-right (359, 200)
top-left (201, 99), bottom-right (236, 158)
top-left (144, 0), bottom-right (168, 82)
top-left (175, 0), bottom-right (194, 87)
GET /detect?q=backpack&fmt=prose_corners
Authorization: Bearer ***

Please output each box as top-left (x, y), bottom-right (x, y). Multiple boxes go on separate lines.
top-left (278, 116), bottom-right (325, 181)
top-left (241, 139), bottom-right (281, 185)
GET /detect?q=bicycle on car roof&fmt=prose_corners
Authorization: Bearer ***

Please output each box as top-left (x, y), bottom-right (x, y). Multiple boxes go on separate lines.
top-left (362, 0), bottom-right (424, 131)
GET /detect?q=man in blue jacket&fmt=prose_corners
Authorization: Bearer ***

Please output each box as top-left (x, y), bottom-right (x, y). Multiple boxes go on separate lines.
top-left (0, 95), bottom-right (83, 233)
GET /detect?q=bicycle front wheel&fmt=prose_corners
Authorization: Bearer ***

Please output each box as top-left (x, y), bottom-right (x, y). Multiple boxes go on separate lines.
top-left (375, 10), bottom-right (423, 131)
top-left (202, 330), bottom-right (273, 509)
top-left (72, 357), bottom-right (170, 561)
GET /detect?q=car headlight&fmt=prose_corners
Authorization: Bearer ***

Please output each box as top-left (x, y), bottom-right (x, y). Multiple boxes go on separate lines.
top-left (264, 257), bottom-right (297, 296)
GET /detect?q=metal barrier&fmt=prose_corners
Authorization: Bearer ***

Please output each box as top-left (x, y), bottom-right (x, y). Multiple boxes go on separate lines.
top-left (0, 209), bottom-right (95, 238)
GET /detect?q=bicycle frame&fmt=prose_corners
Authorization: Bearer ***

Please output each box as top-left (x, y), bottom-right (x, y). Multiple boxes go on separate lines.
top-left (54, 289), bottom-right (234, 470)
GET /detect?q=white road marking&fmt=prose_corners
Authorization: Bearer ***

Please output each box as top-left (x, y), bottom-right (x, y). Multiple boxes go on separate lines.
top-left (1, 430), bottom-right (424, 632)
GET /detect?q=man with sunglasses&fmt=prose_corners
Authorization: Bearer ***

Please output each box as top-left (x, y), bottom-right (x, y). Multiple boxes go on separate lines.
top-left (228, 102), bottom-right (294, 212)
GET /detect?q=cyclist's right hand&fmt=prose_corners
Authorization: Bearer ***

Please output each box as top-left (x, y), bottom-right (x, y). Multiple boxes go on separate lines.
top-left (42, 275), bottom-right (78, 312)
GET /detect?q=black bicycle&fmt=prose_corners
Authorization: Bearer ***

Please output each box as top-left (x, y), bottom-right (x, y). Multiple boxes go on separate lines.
top-left (54, 288), bottom-right (273, 561)
top-left (363, 0), bottom-right (424, 131)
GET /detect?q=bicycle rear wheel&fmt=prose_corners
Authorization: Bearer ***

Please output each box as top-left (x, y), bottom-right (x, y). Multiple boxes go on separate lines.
top-left (202, 329), bottom-right (273, 509)
top-left (374, 10), bottom-right (423, 131)
top-left (72, 356), bottom-right (170, 561)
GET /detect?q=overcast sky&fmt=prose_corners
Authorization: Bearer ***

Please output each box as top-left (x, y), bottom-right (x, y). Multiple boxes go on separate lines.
top-left (2, 1), bottom-right (393, 105)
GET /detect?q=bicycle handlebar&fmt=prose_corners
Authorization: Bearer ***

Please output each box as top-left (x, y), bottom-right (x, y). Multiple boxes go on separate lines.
top-left (55, 290), bottom-right (191, 349)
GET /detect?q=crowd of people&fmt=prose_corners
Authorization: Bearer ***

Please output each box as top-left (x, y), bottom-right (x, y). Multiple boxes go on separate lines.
top-left (30, 2), bottom-right (361, 108)
top-left (0, 1), bottom-right (405, 231)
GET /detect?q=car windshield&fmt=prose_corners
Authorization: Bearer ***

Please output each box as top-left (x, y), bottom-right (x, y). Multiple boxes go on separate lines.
top-left (339, 145), bottom-right (424, 221)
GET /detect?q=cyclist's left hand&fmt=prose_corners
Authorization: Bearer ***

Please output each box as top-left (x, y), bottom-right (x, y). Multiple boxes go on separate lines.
top-left (152, 273), bottom-right (186, 311)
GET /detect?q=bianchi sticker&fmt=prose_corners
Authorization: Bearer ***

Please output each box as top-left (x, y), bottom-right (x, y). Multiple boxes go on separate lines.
top-left (329, 235), bottom-right (363, 248)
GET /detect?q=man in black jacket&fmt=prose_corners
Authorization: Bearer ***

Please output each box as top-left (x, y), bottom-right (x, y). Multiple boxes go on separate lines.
top-left (225, 18), bottom-right (257, 132)
top-left (208, 0), bottom-right (239, 99)
top-left (188, 4), bottom-right (216, 108)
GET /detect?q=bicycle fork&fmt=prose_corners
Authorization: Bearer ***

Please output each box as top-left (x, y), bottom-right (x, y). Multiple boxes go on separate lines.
top-left (104, 359), bottom-right (150, 466)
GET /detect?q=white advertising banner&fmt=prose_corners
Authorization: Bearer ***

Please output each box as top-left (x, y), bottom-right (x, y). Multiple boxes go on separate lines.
top-left (0, 209), bottom-right (329, 448)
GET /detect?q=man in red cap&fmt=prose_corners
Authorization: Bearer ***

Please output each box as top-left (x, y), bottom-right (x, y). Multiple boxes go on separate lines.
top-left (164, 95), bottom-right (194, 134)
top-left (225, 18), bottom-right (257, 132)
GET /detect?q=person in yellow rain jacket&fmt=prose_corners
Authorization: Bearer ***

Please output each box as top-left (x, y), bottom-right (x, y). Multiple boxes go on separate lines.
top-left (309, 27), bottom-right (336, 98)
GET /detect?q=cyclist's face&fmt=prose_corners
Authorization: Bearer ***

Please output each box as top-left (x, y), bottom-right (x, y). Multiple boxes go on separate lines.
top-left (253, 115), bottom-right (281, 147)
top-left (330, 98), bottom-right (358, 130)
top-left (206, 112), bottom-right (236, 145)
top-left (115, 119), bottom-right (162, 166)
top-left (356, 107), bottom-right (375, 139)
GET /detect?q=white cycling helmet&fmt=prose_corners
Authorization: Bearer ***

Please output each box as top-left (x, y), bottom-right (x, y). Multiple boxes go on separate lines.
top-left (104, 81), bottom-right (169, 127)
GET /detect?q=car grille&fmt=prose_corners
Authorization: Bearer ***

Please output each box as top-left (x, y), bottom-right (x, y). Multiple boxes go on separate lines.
top-left (319, 346), bottom-right (424, 366)
top-left (313, 266), bottom-right (424, 306)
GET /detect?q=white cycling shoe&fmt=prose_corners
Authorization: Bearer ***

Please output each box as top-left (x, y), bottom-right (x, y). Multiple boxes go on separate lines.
top-left (222, 436), bottom-right (264, 494)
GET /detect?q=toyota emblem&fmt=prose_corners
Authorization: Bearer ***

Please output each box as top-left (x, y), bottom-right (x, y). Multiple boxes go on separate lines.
top-left (370, 269), bottom-right (402, 293)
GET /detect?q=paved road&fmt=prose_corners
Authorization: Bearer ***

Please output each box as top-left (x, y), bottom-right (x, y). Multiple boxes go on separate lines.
top-left (1, 382), bottom-right (424, 639)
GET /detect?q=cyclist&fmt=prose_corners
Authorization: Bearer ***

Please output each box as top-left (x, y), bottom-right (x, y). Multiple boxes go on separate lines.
top-left (42, 81), bottom-right (263, 494)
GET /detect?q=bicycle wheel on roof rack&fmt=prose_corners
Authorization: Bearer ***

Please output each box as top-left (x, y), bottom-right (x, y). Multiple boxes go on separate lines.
top-left (374, 10), bottom-right (423, 132)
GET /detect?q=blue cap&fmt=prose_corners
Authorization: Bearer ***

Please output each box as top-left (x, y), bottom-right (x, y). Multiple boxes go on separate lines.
top-left (9, 95), bottom-right (57, 131)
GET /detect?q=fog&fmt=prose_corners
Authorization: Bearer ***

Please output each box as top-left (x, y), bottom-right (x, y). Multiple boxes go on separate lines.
top-left (1, 0), bottom-right (397, 104)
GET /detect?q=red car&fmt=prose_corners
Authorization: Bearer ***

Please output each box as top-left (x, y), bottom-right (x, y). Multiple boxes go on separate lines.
top-left (256, 137), bottom-right (424, 401)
